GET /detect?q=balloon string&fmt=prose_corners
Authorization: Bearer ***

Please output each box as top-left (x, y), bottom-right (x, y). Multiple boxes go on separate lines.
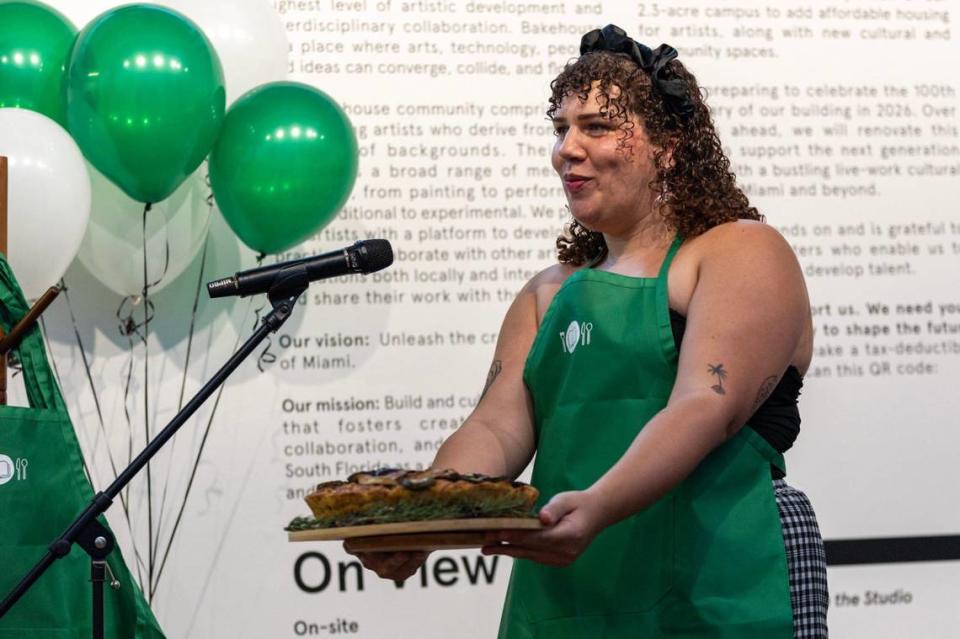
top-left (253, 302), bottom-right (277, 373)
top-left (140, 202), bottom-right (158, 599)
top-left (181, 178), bottom-right (213, 411)
top-left (121, 315), bottom-right (146, 570)
top-left (5, 348), bottom-right (22, 377)
top-left (154, 249), bottom-right (271, 594)
top-left (205, 171), bottom-right (215, 208)
top-left (115, 296), bottom-right (155, 339)
top-left (141, 202), bottom-right (171, 293)
top-left (189, 169), bottom-right (217, 437)
top-left (153, 292), bottom-right (257, 595)
top-left (257, 338), bottom-right (278, 372)
top-left (140, 197), bottom-right (173, 581)
top-left (251, 254), bottom-right (277, 372)
top-left (154, 192), bottom-right (213, 581)
top-left (113, 200), bottom-right (167, 600)
top-left (60, 279), bottom-right (147, 592)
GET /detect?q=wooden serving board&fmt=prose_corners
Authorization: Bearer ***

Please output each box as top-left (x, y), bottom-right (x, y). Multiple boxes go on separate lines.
top-left (288, 518), bottom-right (543, 552)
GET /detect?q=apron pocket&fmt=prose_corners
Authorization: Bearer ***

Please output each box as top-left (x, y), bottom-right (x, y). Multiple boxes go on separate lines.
top-left (0, 544), bottom-right (92, 632)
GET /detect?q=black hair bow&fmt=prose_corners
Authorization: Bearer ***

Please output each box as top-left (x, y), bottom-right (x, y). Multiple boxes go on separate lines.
top-left (580, 24), bottom-right (694, 119)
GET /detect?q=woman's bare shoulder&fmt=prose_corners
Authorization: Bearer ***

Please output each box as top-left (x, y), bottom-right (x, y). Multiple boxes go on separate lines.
top-left (670, 220), bottom-right (798, 314)
top-left (527, 262), bottom-right (579, 288)
top-left (522, 262), bottom-right (581, 324)
top-left (684, 219), bottom-right (796, 261)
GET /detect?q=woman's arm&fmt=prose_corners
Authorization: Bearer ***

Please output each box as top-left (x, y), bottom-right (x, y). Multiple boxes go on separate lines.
top-left (430, 270), bottom-right (548, 479)
top-left (586, 221), bottom-right (811, 527)
top-left (483, 221), bottom-right (812, 565)
top-left (348, 269), bottom-right (554, 581)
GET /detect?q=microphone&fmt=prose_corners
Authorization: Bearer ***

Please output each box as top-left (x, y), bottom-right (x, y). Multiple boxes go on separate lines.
top-left (207, 239), bottom-right (394, 299)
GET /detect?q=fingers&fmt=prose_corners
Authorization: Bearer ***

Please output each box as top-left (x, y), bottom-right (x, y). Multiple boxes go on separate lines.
top-left (482, 506), bottom-right (589, 568)
top-left (382, 553), bottom-right (426, 581)
top-left (539, 492), bottom-right (578, 526)
top-left (345, 549), bottom-right (429, 581)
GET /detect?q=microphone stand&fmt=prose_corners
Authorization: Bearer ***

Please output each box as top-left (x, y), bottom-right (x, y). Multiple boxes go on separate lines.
top-left (0, 266), bottom-right (311, 639)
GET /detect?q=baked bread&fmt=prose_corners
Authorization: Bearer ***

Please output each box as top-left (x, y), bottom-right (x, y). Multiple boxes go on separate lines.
top-left (287, 468), bottom-right (539, 531)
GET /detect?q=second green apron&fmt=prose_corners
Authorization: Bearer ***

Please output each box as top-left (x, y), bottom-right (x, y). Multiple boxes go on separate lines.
top-left (0, 255), bottom-right (165, 638)
top-left (499, 238), bottom-right (793, 638)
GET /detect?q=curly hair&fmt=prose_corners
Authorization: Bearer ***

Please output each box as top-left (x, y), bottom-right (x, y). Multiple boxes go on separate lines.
top-left (550, 51), bottom-right (761, 266)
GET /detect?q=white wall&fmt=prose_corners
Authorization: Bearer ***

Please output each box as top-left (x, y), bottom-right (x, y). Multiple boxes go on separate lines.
top-left (9, 1), bottom-right (960, 637)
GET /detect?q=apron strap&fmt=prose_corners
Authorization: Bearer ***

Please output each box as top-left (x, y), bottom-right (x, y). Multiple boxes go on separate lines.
top-left (655, 235), bottom-right (683, 330)
top-left (0, 255), bottom-right (66, 411)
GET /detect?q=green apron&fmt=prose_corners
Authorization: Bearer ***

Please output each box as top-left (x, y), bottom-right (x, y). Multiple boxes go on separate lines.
top-left (0, 255), bottom-right (165, 637)
top-left (499, 238), bottom-right (793, 638)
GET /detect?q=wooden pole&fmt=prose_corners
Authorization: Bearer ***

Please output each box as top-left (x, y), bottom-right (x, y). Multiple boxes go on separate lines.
top-left (0, 287), bottom-right (59, 355)
top-left (0, 155), bottom-right (6, 256)
top-left (0, 158), bottom-right (63, 406)
top-left (1, 155), bottom-right (8, 405)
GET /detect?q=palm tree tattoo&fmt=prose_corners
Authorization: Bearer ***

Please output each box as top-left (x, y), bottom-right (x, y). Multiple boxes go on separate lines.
top-left (707, 363), bottom-right (728, 395)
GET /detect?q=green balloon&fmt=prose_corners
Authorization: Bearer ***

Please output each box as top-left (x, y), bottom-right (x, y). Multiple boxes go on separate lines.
top-left (66, 4), bottom-right (225, 203)
top-left (0, 1), bottom-right (76, 126)
top-left (210, 82), bottom-right (358, 254)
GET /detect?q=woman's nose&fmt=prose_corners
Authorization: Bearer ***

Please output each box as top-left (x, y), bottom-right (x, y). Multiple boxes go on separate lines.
top-left (557, 129), bottom-right (586, 161)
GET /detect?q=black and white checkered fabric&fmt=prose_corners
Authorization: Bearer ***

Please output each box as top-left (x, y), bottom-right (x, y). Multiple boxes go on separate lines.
top-left (775, 479), bottom-right (830, 638)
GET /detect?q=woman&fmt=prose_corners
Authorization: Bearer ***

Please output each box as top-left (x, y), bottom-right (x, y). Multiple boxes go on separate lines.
top-left (352, 24), bottom-right (828, 638)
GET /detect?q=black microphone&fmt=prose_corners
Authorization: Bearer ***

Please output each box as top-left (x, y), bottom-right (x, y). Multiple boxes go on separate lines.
top-left (207, 239), bottom-right (394, 298)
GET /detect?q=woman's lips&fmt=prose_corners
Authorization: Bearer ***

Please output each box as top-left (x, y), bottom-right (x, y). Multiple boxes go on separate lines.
top-left (564, 177), bottom-right (592, 192)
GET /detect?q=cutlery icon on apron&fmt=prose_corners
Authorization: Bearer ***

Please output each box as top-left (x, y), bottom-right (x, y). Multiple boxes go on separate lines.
top-left (15, 458), bottom-right (28, 481)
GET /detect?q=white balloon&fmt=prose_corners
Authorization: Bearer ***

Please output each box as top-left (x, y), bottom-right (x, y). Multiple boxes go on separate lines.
top-left (0, 109), bottom-right (91, 300)
top-left (78, 167), bottom-right (211, 297)
top-left (51, 0), bottom-right (289, 105)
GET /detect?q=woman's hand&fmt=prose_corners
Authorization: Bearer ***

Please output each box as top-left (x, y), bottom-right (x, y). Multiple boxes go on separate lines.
top-left (481, 490), bottom-right (606, 567)
top-left (343, 548), bottom-right (429, 582)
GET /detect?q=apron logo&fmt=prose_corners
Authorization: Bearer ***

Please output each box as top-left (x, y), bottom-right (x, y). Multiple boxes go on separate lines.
top-left (560, 320), bottom-right (593, 354)
top-left (0, 453), bottom-right (29, 486)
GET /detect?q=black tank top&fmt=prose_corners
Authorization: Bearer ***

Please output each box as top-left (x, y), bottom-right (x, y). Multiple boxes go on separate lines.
top-left (670, 310), bottom-right (801, 477)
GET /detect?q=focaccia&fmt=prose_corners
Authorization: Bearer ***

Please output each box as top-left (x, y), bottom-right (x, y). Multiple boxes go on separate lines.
top-left (286, 468), bottom-right (539, 531)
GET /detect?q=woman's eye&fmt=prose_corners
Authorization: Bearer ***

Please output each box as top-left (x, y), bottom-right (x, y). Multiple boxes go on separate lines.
top-left (586, 123), bottom-right (609, 134)
top-left (553, 126), bottom-right (568, 137)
